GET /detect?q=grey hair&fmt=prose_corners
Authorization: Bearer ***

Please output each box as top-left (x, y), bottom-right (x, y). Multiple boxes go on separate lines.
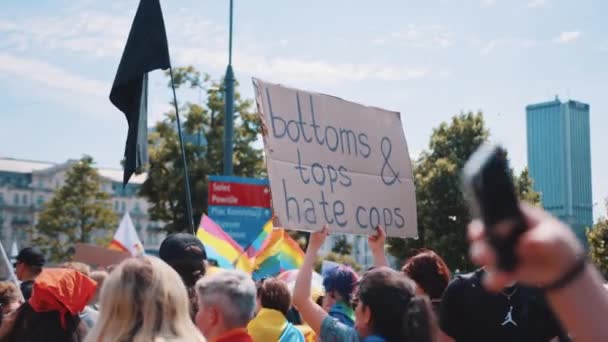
top-left (195, 270), bottom-right (256, 328)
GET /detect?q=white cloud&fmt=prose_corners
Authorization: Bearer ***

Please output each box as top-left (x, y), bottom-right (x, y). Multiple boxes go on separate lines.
top-left (480, 40), bottom-right (500, 55)
top-left (482, 0), bottom-right (496, 5)
top-left (521, 39), bottom-right (539, 48)
top-left (439, 69), bottom-right (453, 78)
top-left (528, 0), bottom-right (547, 8)
top-left (554, 31), bottom-right (581, 43)
top-left (0, 5), bottom-right (434, 91)
top-left (0, 53), bottom-right (106, 97)
top-left (477, 37), bottom-right (540, 55)
top-left (0, 12), bottom-right (131, 58)
top-left (178, 48), bottom-right (429, 84)
top-left (371, 24), bottom-right (454, 48)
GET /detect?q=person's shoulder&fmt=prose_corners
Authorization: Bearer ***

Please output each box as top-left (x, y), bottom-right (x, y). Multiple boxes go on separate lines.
top-left (445, 269), bottom-right (482, 293)
top-left (321, 316), bottom-right (359, 342)
top-left (280, 322), bottom-right (306, 342)
top-left (19, 280), bottom-right (33, 287)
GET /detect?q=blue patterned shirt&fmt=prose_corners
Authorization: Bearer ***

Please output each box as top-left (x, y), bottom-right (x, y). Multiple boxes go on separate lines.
top-left (320, 316), bottom-right (387, 342)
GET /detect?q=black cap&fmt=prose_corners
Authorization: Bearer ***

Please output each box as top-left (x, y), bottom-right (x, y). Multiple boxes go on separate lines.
top-left (16, 247), bottom-right (45, 267)
top-left (159, 233), bottom-right (207, 265)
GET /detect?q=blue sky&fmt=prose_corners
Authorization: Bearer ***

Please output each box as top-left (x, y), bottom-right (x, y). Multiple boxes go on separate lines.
top-left (1, 0), bottom-right (606, 218)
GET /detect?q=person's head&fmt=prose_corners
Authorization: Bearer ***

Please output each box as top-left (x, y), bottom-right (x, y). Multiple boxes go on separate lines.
top-left (0, 281), bottom-right (22, 317)
top-left (8, 302), bottom-right (83, 342)
top-left (159, 233), bottom-right (207, 288)
top-left (61, 262), bottom-right (91, 277)
top-left (402, 249), bottom-right (451, 300)
top-left (195, 270), bottom-right (256, 340)
top-left (85, 256), bottom-right (203, 342)
top-left (7, 268), bottom-right (97, 342)
top-left (353, 267), bottom-right (435, 342)
top-left (322, 265), bottom-right (358, 311)
top-left (256, 277), bottom-right (291, 316)
top-left (14, 247), bottom-right (45, 281)
top-left (89, 270), bottom-right (109, 305)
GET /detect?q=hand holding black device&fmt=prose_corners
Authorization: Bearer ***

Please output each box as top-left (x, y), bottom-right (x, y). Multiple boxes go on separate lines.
top-left (463, 143), bottom-right (527, 271)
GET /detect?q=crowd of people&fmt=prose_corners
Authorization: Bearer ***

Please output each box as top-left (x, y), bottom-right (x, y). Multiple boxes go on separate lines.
top-left (0, 203), bottom-right (607, 341)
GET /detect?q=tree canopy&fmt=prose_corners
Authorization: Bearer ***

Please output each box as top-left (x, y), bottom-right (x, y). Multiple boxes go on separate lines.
top-left (388, 112), bottom-right (540, 272)
top-left (139, 67), bottom-right (265, 233)
top-left (33, 156), bottom-right (117, 262)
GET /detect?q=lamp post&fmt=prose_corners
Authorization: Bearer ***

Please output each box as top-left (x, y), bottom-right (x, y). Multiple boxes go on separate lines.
top-left (223, 0), bottom-right (235, 176)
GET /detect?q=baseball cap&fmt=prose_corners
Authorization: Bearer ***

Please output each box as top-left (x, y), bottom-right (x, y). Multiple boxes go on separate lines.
top-left (159, 233), bottom-right (207, 266)
top-left (159, 233), bottom-right (207, 287)
top-left (15, 247), bottom-right (46, 267)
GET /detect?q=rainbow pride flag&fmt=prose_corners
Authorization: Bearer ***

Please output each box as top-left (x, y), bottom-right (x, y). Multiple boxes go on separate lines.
top-left (279, 232), bottom-right (305, 269)
top-left (252, 228), bottom-right (305, 279)
top-left (196, 215), bottom-right (253, 273)
top-left (245, 219), bottom-right (273, 258)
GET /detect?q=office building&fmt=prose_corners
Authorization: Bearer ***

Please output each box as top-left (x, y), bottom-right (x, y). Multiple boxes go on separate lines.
top-left (0, 157), bottom-right (165, 253)
top-left (526, 97), bottom-right (593, 241)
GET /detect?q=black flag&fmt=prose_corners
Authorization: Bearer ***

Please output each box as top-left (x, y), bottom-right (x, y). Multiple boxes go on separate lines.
top-left (110, 0), bottom-right (171, 186)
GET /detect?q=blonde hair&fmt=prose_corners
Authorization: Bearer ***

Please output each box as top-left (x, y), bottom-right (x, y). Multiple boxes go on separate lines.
top-left (0, 281), bottom-right (21, 305)
top-left (85, 256), bottom-right (205, 342)
top-left (90, 270), bottom-right (109, 288)
top-left (61, 261), bottom-right (92, 277)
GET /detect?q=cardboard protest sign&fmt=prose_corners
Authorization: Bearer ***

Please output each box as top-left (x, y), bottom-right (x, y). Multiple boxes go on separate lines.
top-left (74, 243), bottom-right (130, 268)
top-left (253, 79), bottom-right (417, 238)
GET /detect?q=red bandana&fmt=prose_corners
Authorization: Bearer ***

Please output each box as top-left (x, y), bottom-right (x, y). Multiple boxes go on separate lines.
top-left (28, 268), bottom-right (97, 329)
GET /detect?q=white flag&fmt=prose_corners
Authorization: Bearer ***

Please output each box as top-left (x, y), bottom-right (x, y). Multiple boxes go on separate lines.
top-left (0, 241), bottom-right (20, 298)
top-left (108, 212), bottom-right (145, 256)
top-left (10, 240), bottom-right (18, 261)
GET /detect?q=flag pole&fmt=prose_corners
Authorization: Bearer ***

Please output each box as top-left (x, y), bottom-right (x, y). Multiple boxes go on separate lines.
top-left (169, 67), bottom-right (196, 235)
top-left (223, 0), bottom-right (235, 176)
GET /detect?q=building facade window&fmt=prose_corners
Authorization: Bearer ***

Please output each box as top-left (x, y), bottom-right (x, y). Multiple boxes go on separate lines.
top-left (0, 192), bottom-right (3, 204)
top-left (22, 194), bottom-right (28, 206)
top-left (13, 194), bottom-right (19, 205)
top-left (148, 232), bottom-right (159, 245)
top-left (114, 201), bottom-right (119, 211)
top-left (37, 196), bottom-right (44, 206)
top-left (121, 202), bottom-right (126, 212)
top-left (134, 202), bottom-right (141, 213)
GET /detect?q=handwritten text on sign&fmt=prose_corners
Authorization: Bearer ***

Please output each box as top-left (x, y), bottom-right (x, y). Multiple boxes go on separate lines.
top-left (253, 79), bottom-right (417, 238)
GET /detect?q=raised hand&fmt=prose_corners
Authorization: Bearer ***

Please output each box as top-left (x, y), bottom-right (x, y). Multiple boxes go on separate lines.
top-left (368, 225), bottom-right (387, 256)
top-left (468, 203), bottom-right (584, 292)
top-left (308, 225), bottom-right (329, 253)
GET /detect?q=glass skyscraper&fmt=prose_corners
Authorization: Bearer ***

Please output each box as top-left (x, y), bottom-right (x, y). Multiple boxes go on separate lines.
top-left (526, 97), bottom-right (593, 242)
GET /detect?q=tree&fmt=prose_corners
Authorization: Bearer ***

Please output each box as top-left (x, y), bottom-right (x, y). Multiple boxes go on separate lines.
top-left (140, 67), bottom-right (265, 233)
top-left (515, 167), bottom-right (541, 205)
top-left (388, 112), bottom-right (540, 272)
top-left (287, 230), bottom-right (309, 251)
top-left (587, 201), bottom-right (608, 277)
top-left (32, 156), bottom-right (117, 262)
top-left (315, 252), bottom-right (362, 273)
top-left (331, 235), bottom-right (353, 255)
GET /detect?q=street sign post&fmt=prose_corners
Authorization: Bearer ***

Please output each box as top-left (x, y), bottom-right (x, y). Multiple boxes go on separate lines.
top-left (208, 175), bottom-right (272, 248)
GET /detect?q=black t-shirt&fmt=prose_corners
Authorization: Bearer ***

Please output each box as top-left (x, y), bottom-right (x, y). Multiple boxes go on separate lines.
top-left (440, 269), bottom-right (567, 342)
top-left (20, 280), bottom-right (34, 301)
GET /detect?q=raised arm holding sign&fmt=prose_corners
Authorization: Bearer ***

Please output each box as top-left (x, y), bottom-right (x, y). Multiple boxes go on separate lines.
top-left (253, 78), bottom-right (417, 238)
